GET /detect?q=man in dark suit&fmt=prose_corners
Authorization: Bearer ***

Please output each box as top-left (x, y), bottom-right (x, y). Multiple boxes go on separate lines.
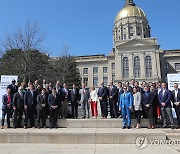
top-left (125, 81), bottom-right (133, 93)
top-left (12, 86), bottom-right (24, 128)
top-left (117, 82), bottom-right (124, 118)
top-left (171, 83), bottom-right (180, 128)
top-left (142, 86), bottom-right (155, 129)
top-left (70, 84), bottom-right (80, 119)
top-left (1, 88), bottom-right (13, 129)
top-left (62, 83), bottom-right (70, 118)
top-left (98, 81), bottom-right (108, 118)
top-left (48, 88), bottom-right (60, 128)
top-left (108, 82), bottom-right (118, 118)
top-left (36, 88), bottom-right (48, 128)
top-left (158, 83), bottom-right (174, 129)
top-left (24, 84), bottom-right (37, 129)
top-left (7, 80), bottom-right (18, 96)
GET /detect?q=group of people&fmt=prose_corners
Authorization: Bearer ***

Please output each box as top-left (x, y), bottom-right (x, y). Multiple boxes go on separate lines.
top-left (1, 79), bottom-right (180, 130)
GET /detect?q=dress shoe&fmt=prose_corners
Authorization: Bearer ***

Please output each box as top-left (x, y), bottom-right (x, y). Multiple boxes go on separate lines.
top-left (127, 126), bottom-right (131, 129)
top-left (122, 126), bottom-right (126, 129)
top-left (162, 125), bottom-right (167, 128)
top-left (171, 126), bottom-right (175, 129)
top-left (7, 126), bottom-right (12, 128)
top-left (24, 126), bottom-right (27, 129)
top-left (147, 126), bottom-right (152, 129)
top-left (1, 126), bottom-right (4, 129)
top-left (151, 126), bottom-right (155, 129)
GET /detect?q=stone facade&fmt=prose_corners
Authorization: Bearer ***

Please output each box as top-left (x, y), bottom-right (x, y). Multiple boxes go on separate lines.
top-left (74, 0), bottom-right (180, 87)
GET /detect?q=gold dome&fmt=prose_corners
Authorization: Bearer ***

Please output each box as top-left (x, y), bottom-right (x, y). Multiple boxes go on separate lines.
top-left (115, 5), bottom-right (146, 23)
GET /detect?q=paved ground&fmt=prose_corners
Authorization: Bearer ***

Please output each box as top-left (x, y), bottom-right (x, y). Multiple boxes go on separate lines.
top-left (0, 144), bottom-right (179, 154)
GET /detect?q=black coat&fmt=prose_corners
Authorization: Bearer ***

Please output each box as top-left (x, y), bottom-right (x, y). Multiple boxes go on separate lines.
top-left (98, 86), bottom-right (108, 101)
top-left (7, 84), bottom-right (18, 95)
top-left (13, 92), bottom-right (24, 110)
top-left (141, 92), bottom-right (154, 107)
top-left (70, 88), bottom-right (80, 102)
top-left (48, 93), bottom-right (60, 109)
top-left (24, 90), bottom-right (37, 107)
top-left (108, 86), bottom-right (118, 101)
top-left (171, 89), bottom-right (180, 108)
top-left (36, 94), bottom-right (48, 110)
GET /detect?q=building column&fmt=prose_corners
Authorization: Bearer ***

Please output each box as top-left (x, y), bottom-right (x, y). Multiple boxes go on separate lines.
top-left (140, 52), bottom-right (146, 79)
top-left (128, 53), bottom-right (134, 79)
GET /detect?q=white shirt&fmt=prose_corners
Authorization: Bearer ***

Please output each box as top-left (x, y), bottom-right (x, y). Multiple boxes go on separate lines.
top-left (90, 90), bottom-right (98, 102)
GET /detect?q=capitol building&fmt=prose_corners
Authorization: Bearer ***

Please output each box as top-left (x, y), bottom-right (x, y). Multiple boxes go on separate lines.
top-left (75, 0), bottom-right (180, 87)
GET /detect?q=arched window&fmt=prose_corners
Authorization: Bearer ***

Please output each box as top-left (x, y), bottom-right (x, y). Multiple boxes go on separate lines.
top-left (145, 56), bottom-right (152, 77)
top-left (123, 57), bottom-right (129, 78)
top-left (134, 56), bottom-right (140, 78)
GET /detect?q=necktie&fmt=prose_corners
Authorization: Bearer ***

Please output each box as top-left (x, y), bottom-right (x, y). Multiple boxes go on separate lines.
top-left (7, 95), bottom-right (11, 104)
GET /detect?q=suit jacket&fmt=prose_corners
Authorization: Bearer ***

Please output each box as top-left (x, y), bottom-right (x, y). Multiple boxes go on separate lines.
top-left (57, 88), bottom-right (63, 102)
top-left (141, 91), bottom-right (154, 107)
top-left (119, 92), bottom-right (133, 109)
top-left (24, 90), bottom-right (37, 107)
top-left (98, 86), bottom-right (108, 101)
top-left (171, 89), bottom-right (180, 108)
top-left (13, 92), bottom-right (24, 110)
top-left (118, 87), bottom-right (124, 102)
top-left (158, 89), bottom-right (172, 108)
top-left (127, 86), bottom-right (133, 93)
top-left (70, 88), bottom-right (80, 102)
top-left (7, 84), bottom-right (18, 95)
top-left (48, 93), bottom-right (60, 109)
top-left (79, 88), bottom-right (90, 102)
top-left (37, 94), bottom-right (48, 110)
top-left (2, 94), bottom-right (13, 111)
top-left (62, 88), bottom-right (70, 101)
top-left (108, 86), bottom-right (118, 101)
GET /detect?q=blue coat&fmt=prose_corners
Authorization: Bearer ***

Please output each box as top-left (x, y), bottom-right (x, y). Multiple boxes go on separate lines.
top-left (119, 92), bottom-right (133, 109)
top-left (158, 89), bottom-right (172, 108)
top-left (2, 94), bottom-right (13, 111)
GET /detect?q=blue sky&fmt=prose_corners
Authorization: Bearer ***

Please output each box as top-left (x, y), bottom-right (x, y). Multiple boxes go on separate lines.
top-left (0, 0), bottom-right (179, 56)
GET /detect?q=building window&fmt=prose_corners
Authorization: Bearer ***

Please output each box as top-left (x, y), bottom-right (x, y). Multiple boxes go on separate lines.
top-left (130, 33), bottom-right (134, 36)
top-left (112, 73), bottom-right (115, 82)
top-left (134, 56), bottom-right (141, 78)
top-left (130, 26), bottom-right (133, 30)
top-left (145, 56), bottom-right (152, 77)
top-left (164, 63), bottom-right (169, 70)
top-left (93, 77), bottom-right (98, 86)
top-left (93, 67), bottom-right (98, 74)
top-left (103, 67), bottom-right (108, 73)
top-left (119, 36), bottom-right (121, 40)
top-left (175, 63), bottom-right (180, 70)
top-left (83, 78), bottom-right (88, 86)
top-left (112, 63), bottom-right (115, 70)
top-left (123, 27), bottom-right (126, 30)
top-left (103, 77), bottom-right (108, 86)
top-left (123, 57), bottom-right (129, 78)
top-left (124, 34), bottom-right (127, 40)
top-left (83, 68), bottom-right (88, 74)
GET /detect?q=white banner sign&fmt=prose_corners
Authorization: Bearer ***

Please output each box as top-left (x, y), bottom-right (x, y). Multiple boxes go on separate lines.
top-left (0, 75), bottom-right (18, 118)
top-left (167, 74), bottom-right (180, 91)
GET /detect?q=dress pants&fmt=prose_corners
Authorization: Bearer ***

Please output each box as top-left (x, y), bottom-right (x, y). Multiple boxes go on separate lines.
top-left (49, 108), bottom-right (58, 128)
top-left (81, 100), bottom-right (90, 118)
top-left (109, 99), bottom-right (117, 118)
top-left (122, 107), bottom-right (131, 127)
top-left (135, 110), bottom-right (141, 124)
top-left (145, 107), bottom-right (154, 126)
top-left (91, 101), bottom-right (98, 117)
top-left (62, 99), bottom-right (68, 118)
top-left (37, 108), bottom-right (46, 127)
top-left (100, 100), bottom-right (108, 118)
top-left (24, 106), bottom-right (35, 127)
top-left (13, 108), bottom-right (23, 128)
top-left (1, 108), bottom-right (11, 127)
top-left (161, 107), bottom-right (174, 127)
top-left (174, 106), bottom-right (180, 127)
top-left (71, 101), bottom-right (78, 118)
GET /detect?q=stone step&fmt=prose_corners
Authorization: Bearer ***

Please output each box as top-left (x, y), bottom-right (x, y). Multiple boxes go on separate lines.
top-left (0, 128), bottom-right (166, 144)
top-left (3, 118), bottom-right (167, 128)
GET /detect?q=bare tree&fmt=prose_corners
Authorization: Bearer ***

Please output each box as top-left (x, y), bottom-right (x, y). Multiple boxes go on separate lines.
top-left (1, 21), bottom-right (45, 52)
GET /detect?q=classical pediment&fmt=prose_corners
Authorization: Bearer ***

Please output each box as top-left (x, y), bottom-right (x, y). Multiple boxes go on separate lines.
top-left (115, 38), bottom-right (159, 50)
